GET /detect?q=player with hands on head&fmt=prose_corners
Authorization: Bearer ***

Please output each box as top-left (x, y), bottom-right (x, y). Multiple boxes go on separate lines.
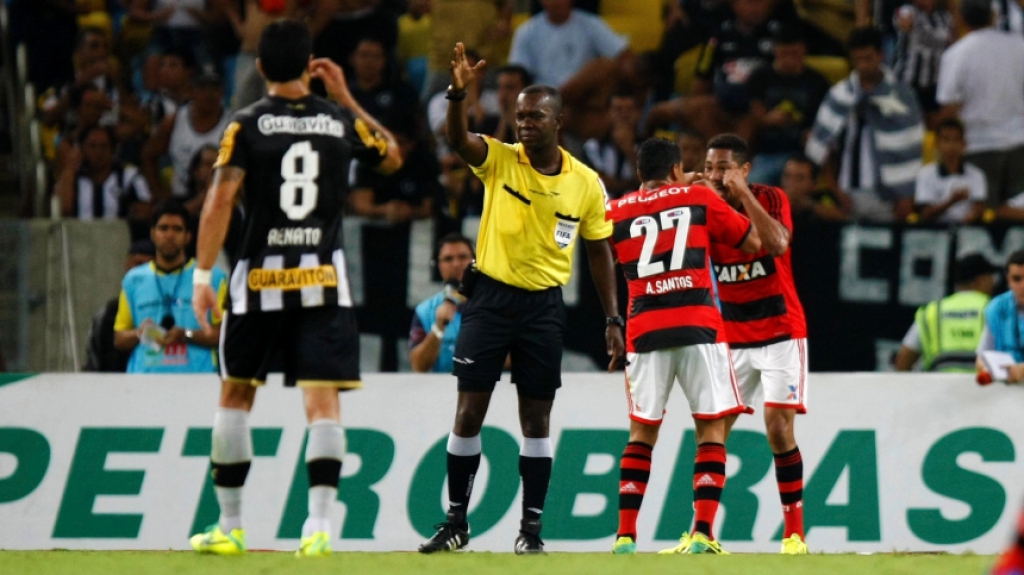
top-left (605, 137), bottom-right (760, 556)
top-left (704, 133), bottom-right (811, 555)
top-left (189, 19), bottom-right (401, 559)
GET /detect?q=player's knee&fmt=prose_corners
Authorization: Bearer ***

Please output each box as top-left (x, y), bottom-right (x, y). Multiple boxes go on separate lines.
top-left (519, 415), bottom-right (549, 438)
top-left (453, 405), bottom-right (487, 437)
top-left (220, 382), bottom-right (256, 410)
top-left (764, 415), bottom-right (795, 448)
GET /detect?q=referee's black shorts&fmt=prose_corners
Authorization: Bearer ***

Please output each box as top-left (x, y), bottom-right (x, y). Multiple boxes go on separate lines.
top-left (452, 273), bottom-right (566, 400)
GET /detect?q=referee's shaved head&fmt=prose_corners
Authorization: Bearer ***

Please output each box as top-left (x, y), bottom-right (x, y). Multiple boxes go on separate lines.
top-left (516, 85), bottom-right (563, 152)
top-left (520, 85), bottom-right (563, 116)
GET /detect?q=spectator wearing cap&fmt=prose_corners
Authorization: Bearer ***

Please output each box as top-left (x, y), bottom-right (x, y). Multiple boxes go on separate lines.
top-left (84, 239), bottom-right (156, 372)
top-left (142, 69), bottom-right (231, 201)
top-left (913, 118), bottom-right (987, 224)
top-left (936, 0), bottom-right (1024, 207)
top-left (895, 253), bottom-right (997, 372)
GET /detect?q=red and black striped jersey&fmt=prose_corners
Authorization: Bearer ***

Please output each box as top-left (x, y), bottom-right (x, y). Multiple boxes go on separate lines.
top-left (607, 183), bottom-right (753, 353)
top-left (707, 184), bottom-right (807, 348)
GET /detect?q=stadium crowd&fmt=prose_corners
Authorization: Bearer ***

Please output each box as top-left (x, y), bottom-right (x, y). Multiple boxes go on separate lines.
top-left (13, 0), bottom-right (1024, 375)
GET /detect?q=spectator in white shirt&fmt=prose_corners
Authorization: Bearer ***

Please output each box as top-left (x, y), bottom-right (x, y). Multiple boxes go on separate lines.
top-left (508, 0), bottom-right (635, 140)
top-left (936, 0), bottom-right (1024, 206)
top-left (914, 118), bottom-right (987, 223)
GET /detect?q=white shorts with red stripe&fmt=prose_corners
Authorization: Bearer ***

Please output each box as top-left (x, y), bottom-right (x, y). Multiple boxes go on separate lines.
top-left (731, 337), bottom-right (808, 413)
top-left (624, 343), bottom-right (752, 425)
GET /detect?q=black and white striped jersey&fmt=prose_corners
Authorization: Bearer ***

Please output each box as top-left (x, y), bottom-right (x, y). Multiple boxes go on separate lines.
top-left (893, 7), bottom-right (953, 89)
top-left (994, 0), bottom-right (1024, 35)
top-left (214, 93), bottom-right (388, 315)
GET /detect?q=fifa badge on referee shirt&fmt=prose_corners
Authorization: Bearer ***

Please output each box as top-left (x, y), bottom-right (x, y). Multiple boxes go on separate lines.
top-left (554, 214), bottom-right (580, 249)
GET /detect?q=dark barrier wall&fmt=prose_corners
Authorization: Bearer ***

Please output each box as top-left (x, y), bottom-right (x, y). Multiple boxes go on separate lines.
top-left (791, 223), bottom-right (1024, 371)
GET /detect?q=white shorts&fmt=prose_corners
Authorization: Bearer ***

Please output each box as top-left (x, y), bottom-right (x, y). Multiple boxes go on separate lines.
top-left (731, 338), bottom-right (808, 413)
top-left (624, 343), bottom-right (751, 424)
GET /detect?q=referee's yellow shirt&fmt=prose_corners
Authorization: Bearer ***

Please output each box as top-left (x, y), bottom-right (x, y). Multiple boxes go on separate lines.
top-left (470, 135), bottom-right (613, 291)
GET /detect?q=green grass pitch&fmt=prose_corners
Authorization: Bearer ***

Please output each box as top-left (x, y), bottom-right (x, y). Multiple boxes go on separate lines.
top-left (0, 551), bottom-right (995, 575)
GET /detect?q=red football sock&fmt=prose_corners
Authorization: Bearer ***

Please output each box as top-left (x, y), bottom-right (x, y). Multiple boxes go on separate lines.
top-left (617, 441), bottom-right (652, 541)
top-left (774, 447), bottom-right (804, 539)
top-left (693, 443), bottom-right (726, 539)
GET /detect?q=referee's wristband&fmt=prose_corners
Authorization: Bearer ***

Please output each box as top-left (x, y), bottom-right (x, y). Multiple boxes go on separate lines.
top-left (193, 268), bottom-right (213, 286)
top-left (431, 323), bottom-right (446, 339)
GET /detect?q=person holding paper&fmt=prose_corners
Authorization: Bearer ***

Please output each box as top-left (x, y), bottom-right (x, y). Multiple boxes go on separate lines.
top-left (976, 249), bottom-right (1024, 383)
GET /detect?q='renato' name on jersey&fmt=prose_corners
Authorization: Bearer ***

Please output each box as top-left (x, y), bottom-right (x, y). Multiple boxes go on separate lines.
top-left (257, 114), bottom-right (345, 138)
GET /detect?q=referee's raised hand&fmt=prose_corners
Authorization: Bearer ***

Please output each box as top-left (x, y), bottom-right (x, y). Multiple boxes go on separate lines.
top-left (450, 42), bottom-right (486, 91)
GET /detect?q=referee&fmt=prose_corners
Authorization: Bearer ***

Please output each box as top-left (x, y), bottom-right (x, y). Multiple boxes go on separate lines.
top-left (418, 43), bottom-right (625, 555)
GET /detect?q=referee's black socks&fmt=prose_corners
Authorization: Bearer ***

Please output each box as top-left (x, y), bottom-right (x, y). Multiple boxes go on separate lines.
top-left (446, 433), bottom-right (481, 526)
top-left (519, 437), bottom-right (553, 524)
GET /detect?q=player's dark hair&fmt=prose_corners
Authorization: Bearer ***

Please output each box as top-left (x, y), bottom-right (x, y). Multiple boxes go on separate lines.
top-left (960, 0), bottom-right (993, 28)
top-left (1007, 249), bottom-right (1024, 272)
top-left (637, 137), bottom-right (682, 181)
top-left (707, 133), bottom-right (751, 165)
top-left (935, 117), bottom-right (965, 140)
top-left (435, 233), bottom-right (476, 263)
top-left (77, 123), bottom-right (116, 148)
top-left (258, 19), bottom-right (312, 83)
top-left (497, 65), bottom-right (533, 88)
top-left (786, 153), bottom-right (819, 179)
top-left (521, 85), bottom-right (563, 115)
top-left (152, 200), bottom-right (191, 229)
top-left (847, 26), bottom-right (883, 52)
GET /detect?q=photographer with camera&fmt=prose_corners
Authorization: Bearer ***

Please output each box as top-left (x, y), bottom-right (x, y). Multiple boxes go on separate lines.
top-left (409, 234), bottom-right (475, 373)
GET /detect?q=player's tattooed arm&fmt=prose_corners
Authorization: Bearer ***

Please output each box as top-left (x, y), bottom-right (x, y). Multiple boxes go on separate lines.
top-left (195, 166), bottom-right (243, 271)
top-left (214, 166), bottom-right (245, 183)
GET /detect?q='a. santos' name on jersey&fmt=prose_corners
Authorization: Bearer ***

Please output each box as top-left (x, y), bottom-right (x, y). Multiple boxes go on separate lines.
top-left (268, 227), bottom-right (322, 246)
top-left (645, 275), bottom-right (694, 294)
top-left (257, 114), bottom-right (344, 137)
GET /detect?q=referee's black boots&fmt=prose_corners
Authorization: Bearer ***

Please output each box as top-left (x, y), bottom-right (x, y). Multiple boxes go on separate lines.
top-left (514, 519), bottom-right (545, 555)
top-left (418, 510), bottom-right (470, 553)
